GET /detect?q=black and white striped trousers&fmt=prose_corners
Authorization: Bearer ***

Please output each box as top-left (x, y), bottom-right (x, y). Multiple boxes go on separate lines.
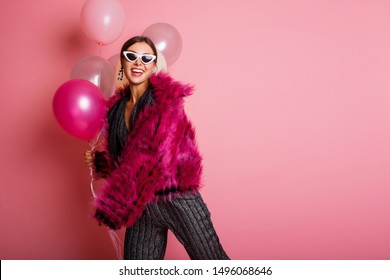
top-left (124, 192), bottom-right (229, 260)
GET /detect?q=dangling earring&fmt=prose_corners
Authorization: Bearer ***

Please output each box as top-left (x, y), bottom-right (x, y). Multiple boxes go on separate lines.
top-left (117, 67), bottom-right (124, 80)
top-left (152, 67), bottom-right (158, 74)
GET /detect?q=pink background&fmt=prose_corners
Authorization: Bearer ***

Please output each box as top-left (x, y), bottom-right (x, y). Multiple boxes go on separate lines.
top-left (1, 0), bottom-right (389, 259)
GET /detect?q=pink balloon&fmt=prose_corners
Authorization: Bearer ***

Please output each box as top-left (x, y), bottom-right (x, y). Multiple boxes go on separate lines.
top-left (80, 0), bottom-right (126, 45)
top-left (143, 23), bottom-right (182, 66)
top-left (70, 56), bottom-right (115, 100)
top-left (108, 53), bottom-right (120, 69)
top-left (52, 79), bottom-right (106, 141)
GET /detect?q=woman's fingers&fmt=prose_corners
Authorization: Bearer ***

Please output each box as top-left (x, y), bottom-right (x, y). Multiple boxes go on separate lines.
top-left (84, 150), bottom-right (94, 167)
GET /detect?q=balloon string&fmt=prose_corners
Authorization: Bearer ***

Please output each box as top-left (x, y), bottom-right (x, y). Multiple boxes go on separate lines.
top-left (89, 167), bottom-right (97, 199)
top-left (89, 130), bottom-right (102, 150)
top-left (88, 130), bottom-right (123, 260)
top-left (107, 229), bottom-right (123, 260)
top-left (89, 131), bottom-right (101, 198)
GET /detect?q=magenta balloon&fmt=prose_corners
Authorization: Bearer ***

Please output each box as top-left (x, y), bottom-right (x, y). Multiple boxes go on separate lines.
top-left (70, 55), bottom-right (115, 100)
top-left (143, 23), bottom-right (182, 66)
top-left (80, 0), bottom-right (126, 45)
top-left (52, 79), bottom-right (106, 141)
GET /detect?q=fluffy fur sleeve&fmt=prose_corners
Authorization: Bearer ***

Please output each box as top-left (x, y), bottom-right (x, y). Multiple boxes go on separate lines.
top-left (93, 99), bottom-right (184, 230)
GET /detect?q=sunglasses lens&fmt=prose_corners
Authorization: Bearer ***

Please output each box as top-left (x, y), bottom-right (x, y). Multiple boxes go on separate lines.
top-left (141, 55), bottom-right (155, 64)
top-left (124, 52), bottom-right (137, 62)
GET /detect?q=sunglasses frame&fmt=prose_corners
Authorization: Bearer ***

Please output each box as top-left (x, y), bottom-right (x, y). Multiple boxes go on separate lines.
top-left (122, 51), bottom-right (157, 65)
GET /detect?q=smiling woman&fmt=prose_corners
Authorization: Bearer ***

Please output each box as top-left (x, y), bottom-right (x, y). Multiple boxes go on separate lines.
top-left (83, 36), bottom-right (230, 260)
top-left (120, 38), bottom-right (157, 91)
top-left (3, 0), bottom-right (390, 261)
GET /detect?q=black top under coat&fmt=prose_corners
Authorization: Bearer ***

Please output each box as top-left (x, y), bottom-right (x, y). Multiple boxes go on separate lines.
top-left (107, 86), bottom-right (154, 161)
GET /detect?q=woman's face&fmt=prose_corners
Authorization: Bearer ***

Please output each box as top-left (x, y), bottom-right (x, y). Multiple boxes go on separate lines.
top-left (122, 42), bottom-right (157, 87)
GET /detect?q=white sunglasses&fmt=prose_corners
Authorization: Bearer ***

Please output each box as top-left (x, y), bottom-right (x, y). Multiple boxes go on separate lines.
top-left (122, 51), bottom-right (157, 65)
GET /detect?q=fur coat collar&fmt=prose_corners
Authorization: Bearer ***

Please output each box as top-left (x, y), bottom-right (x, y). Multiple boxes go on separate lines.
top-left (107, 72), bottom-right (194, 112)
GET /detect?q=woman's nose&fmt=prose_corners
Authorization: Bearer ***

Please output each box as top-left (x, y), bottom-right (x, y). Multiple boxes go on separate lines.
top-left (134, 58), bottom-right (142, 65)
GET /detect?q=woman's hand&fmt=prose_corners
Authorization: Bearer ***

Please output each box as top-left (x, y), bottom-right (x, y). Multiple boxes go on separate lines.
top-left (83, 150), bottom-right (94, 168)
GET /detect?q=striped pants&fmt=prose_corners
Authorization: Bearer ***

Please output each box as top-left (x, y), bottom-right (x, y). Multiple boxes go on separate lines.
top-left (124, 192), bottom-right (229, 260)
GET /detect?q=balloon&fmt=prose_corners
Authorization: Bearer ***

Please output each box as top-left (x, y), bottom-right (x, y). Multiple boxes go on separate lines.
top-left (108, 53), bottom-right (120, 69)
top-left (52, 79), bottom-right (106, 141)
top-left (80, 0), bottom-right (126, 45)
top-left (143, 23), bottom-right (182, 66)
top-left (156, 51), bottom-right (167, 72)
top-left (70, 55), bottom-right (115, 100)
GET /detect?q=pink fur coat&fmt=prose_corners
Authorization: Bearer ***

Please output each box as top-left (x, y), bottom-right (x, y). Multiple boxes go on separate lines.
top-left (93, 73), bottom-right (203, 230)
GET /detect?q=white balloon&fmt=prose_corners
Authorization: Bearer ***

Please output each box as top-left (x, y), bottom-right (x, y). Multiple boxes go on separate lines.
top-left (70, 55), bottom-right (115, 100)
top-left (108, 53), bottom-right (120, 69)
top-left (156, 51), bottom-right (168, 72)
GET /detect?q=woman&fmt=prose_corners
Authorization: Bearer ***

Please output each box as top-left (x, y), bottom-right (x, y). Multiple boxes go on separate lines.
top-left (84, 36), bottom-right (229, 260)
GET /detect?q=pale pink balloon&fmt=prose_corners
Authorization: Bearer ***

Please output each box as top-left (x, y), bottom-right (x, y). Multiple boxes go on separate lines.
top-left (156, 51), bottom-right (167, 72)
top-left (143, 23), bottom-right (182, 66)
top-left (80, 0), bottom-right (126, 45)
top-left (70, 55), bottom-right (115, 100)
top-left (52, 79), bottom-right (106, 141)
top-left (108, 53), bottom-right (120, 69)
